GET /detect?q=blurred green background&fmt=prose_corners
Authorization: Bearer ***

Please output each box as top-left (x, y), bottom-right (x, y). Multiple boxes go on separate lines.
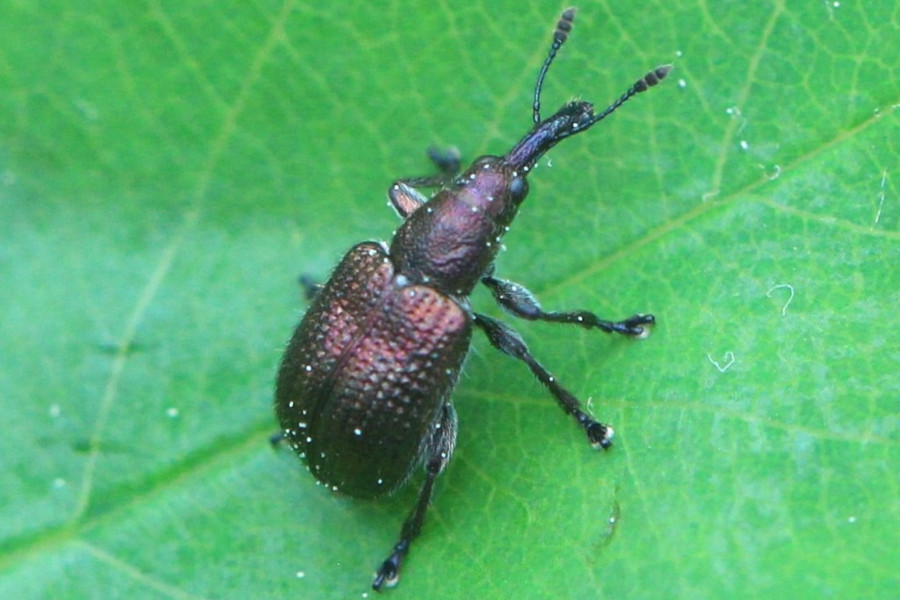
top-left (1, 1), bottom-right (897, 599)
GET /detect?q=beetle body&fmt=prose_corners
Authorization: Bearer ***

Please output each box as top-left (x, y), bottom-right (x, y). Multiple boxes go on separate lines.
top-left (275, 241), bottom-right (471, 498)
top-left (275, 7), bottom-right (671, 590)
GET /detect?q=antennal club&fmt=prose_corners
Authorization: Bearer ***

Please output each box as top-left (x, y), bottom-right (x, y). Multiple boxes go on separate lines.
top-left (533, 7), bottom-right (576, 124)
top-left (507, 20), bottom-right (671, 172)
top-left (587, 64), bottom-right (672, 127)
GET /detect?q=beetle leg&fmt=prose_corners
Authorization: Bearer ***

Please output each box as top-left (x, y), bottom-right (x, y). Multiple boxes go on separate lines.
top-left (473, 313), bottom-right (614, 449)
top-left (297, 274), bottom-right (321, 302)
top-left (425, 145), bottom-right (462, 176)
top-left (388, 181), bottom-right (430, 218)
top-left (373, 403), bottom-right (458, 590)
top-left (388, 147), bottom-right (462, 217)
top-left (481, 274), bottom-right (654, 337)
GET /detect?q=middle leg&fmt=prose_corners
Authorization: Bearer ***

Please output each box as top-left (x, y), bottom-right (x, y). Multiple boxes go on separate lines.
top-left (481, 273), bottom-right (654, 337)
top-left (473, 312), bottom-right (614, 449)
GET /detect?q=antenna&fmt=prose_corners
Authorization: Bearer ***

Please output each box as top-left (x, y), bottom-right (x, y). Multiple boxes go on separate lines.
top-left (533, 7), bottom-right (576, 124)
top-left (586, 65), bottom-right (672, 127)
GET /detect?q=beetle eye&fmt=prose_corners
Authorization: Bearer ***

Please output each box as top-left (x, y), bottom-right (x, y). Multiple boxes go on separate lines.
top-left (509, 176), bottom-right (528, 202)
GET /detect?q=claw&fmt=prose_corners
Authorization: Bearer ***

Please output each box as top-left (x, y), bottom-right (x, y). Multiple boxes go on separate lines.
top-left (623, 313), bottom-right (655, 338)
top-left (372, 550), bottom-right (403, 591)
top-left (586, 422), bottom-right (614, 449)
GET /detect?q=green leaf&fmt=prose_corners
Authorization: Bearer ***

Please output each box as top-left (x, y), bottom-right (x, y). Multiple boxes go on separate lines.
top-left (2, 2), bottom-right (897, 599)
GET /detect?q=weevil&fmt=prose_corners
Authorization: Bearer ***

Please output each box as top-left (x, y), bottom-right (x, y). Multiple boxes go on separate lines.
top-left (275, 7), bottom-right (671, 590)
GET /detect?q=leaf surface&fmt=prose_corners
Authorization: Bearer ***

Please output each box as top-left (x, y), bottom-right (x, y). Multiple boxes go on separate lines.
top-left (1, 2), bottom-right (897, 599)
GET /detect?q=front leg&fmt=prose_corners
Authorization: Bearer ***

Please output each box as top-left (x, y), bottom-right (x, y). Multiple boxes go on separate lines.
top-left (481, 274), bottom-right (654, 337)
top-left (388, 146), bottom-right (462, 217)
top-left (388, 182), bottom-right (429, 218)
